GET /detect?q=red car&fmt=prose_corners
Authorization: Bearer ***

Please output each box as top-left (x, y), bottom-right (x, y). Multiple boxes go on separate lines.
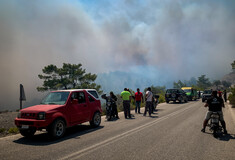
top-left (15, 89), bottom-right (102, 139)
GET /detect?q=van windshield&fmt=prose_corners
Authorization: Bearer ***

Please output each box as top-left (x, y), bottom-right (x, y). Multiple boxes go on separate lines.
top-left (41, 92), bottom-right (70, 105)
top-left (183, 89), bottom-right (191, 93)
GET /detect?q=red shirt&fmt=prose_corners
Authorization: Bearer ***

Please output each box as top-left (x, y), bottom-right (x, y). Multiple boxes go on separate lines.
top-left (135, 92), bottom-right (143, 101)
top-left (218, 91), bottom-right (222, 97)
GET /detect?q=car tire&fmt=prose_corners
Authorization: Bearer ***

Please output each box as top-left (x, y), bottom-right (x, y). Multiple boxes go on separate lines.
top-left (166, 100), bottom-right (169, 103)
top-left (48, 119), bottom-right (66, 139)
top-left (20, 128), bottom-right (36, 138)
top-left (90, 112), bottom-right (101, 127)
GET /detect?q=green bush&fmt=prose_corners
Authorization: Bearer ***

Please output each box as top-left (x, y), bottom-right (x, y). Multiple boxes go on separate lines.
top-left (8, 127), bottom-right (19, 134)
top-left (228, 86), bottom-right (235, 107)
top-left (0, 128), bottom-right (6, 133)
top-left (158, 94), bottom-right (166, 103)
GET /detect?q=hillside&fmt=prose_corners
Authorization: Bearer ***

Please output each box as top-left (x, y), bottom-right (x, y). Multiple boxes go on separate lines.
top-left (221, 71), bottom-right (235, 85)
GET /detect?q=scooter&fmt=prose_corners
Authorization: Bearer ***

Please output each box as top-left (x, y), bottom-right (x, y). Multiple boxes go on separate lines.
top-left (208, 112), bottom-right (222, 138)
top-left (105, 97), bottom-right (114, 121)
top-left (102, 94), bottom-right (115, 121)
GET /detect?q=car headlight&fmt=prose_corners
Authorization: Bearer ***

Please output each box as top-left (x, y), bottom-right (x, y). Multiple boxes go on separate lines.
top-left (37, 112), bottom-right (46, 120)
top-left (17, 112), bottom-right (21, 118)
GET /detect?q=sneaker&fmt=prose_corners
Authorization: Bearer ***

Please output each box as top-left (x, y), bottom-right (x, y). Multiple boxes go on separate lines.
top-left (201, 128), bottom-right (205, 133)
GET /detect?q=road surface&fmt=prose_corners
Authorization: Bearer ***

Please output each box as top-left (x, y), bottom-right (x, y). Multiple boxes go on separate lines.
top-left (1, 100), bottom-right (235, 160)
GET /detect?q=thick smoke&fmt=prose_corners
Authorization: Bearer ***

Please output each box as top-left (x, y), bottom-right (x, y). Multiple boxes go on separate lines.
top-left (0, 0), bottom-right (235, 111)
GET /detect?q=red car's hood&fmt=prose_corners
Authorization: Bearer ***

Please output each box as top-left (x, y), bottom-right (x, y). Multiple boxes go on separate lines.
top-left (21, 104), bottom-right (64, 112)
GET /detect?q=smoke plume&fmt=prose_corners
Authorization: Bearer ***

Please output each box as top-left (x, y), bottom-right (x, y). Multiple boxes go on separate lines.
top-left (0, 0), bottom-right (235, 110)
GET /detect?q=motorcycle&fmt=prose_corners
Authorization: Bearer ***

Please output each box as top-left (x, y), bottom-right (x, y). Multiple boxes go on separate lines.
top-left (208, 112), bottom-right (222, 138)
top-left (101, 94), bottom-right (115, 121)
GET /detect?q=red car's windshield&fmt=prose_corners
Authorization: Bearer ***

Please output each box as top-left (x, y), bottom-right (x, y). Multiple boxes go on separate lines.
top-left (41, 92), bottom-right (70, 105)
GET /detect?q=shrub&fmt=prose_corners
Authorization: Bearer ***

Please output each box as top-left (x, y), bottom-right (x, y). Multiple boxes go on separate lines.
top-left (0, 128), bottom-right (6, 133)
top-left (158, 94), bottom-right (166, 103)
top-left (228, 86), bottom-right (235, 107)
top-left (8, 127), bottom-right (19, 134)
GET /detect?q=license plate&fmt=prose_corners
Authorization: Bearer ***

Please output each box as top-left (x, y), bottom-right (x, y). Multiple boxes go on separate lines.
top-left (21, 125), bottom-right (29, 129)
top-left (212, 119), bottom-right (218, 123)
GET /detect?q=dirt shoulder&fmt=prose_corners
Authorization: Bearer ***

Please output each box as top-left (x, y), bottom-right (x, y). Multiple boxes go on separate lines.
top-left (0, 112), bottom-right (18, 137)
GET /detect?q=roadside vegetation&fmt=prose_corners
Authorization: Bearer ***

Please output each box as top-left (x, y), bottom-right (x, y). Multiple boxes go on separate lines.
top-left (228, 86), bottom-right (235, 107)
top-left (8, 127), bottom-right (19, 134)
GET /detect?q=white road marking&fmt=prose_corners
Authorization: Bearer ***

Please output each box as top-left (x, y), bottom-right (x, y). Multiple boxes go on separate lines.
top-left (60, 103), bottom-right (196, 160)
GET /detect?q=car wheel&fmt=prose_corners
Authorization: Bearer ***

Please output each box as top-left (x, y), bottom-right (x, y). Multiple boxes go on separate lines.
top-left (20, 128), bottom-right (36, 138)
top-left (185, 98), bottom-right (188, 103)
top-left (49, 119), bottom-right (66, 139)
top-left (166, 100), bottom-right (169, 103)
top-left (90, 112), bottom-right (101, 127)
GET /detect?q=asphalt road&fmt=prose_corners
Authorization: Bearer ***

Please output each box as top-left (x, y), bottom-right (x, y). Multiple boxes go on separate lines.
top-left (1, 100), bottom-right (235, 160)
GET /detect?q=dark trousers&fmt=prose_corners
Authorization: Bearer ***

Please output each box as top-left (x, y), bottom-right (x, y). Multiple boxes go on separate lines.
top-left (123, 100), bottom-right (131, 118)
top-left (112, 105), bottom-right (118, 117)
top-left (135, 101), bottom-right (141, 113)
top-left (144, 101), bottom-right (152, 116)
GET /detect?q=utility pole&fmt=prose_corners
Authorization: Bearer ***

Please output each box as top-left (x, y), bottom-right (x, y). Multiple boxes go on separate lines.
top-left (20, 84), bottom-right (26, 110)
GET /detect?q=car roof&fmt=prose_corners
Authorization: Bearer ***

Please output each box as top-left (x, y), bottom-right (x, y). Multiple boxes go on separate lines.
top-left (52, 89), bottom-right (97, 92)
top-left (181, 87), bottom-right (192, 89)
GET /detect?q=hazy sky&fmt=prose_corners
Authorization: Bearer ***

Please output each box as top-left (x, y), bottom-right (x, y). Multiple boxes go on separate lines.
top-left (0, 0), bottom-right (235, 110)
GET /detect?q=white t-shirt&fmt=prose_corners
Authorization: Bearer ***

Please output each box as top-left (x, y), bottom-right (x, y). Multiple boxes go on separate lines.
top-left (146, 91), bottom-right (153, 102)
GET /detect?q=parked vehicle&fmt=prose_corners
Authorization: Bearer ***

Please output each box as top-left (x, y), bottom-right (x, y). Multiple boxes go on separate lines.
top-left (181, 87), bottom-right (197, 101)
top-left (208, 112), bottom-right (222, 138)
top-left (15, 89), bottom-right (102, 139)
top-left (202, 90), bottom-right (212, 102)
top-left (165, 89), bottom-right (188, 103)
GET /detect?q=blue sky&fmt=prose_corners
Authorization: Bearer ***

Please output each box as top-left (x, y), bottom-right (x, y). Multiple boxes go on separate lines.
top-left (0, 0), bottom-right (235, 110)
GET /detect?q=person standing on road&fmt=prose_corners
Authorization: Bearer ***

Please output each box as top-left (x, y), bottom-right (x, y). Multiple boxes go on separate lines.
top-left (135, 88), bottom-right (143, 114)
top-left (121, 88), bottom-right (131, 119)
top-left (201, 90), bottom-right (227, 134)
top-left (110, 91), bottom-right (119, 119)
top-left (223, 90), bottom-right (227, 102)
top-left (218, 90), bottom-right (222, 98)
top-left (144, 87), bottom-right (153, 117)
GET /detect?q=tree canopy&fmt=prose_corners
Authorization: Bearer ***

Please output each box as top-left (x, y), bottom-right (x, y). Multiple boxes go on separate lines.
top-left (37, 63), bottom-right (102, 94)
top-left (173, 80), bottom-right (186, 89)
top-left (196, 75), bottom-right (212, 90)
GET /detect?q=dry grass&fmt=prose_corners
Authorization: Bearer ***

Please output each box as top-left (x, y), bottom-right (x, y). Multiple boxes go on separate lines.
top-left (0, 112), bottom-right (18, 137)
